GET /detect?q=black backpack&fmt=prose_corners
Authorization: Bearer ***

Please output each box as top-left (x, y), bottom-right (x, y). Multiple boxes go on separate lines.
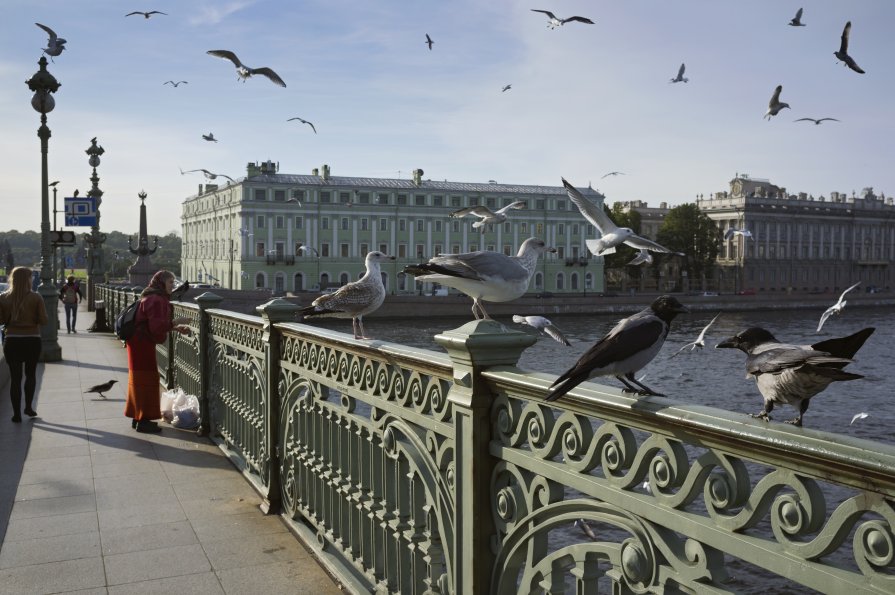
top-left (115, 300), bottom-right (140, 341)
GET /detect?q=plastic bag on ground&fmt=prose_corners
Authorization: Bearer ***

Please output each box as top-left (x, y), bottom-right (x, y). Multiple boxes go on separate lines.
top-left (160, 387), bottom-right (183, 422)
top-left (172, 392), bottom-right (200, 429)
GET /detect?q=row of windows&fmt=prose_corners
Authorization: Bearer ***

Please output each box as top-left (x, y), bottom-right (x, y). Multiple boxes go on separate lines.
top-left (246, 215), bottom-right (589, 235)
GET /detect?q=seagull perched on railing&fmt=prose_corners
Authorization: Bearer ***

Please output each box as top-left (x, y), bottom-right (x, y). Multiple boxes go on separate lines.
top-left (531, 9), bottom-right (594, 29)
top-left (789, 7), bottom-right (806, 27)
top-left (126, 10), bottom-right (167, 18)
top-left (834, 21), bottom-right (865, 74)
top-left (36, 23), bottom-right (66, 61)
top-left (449, 201), bottom-right (526, 233)
top-left (201, 133), bottom-right (218, 143)
top-left (670, 313), bottom-right (720, 358)
top-left (179, 167), bottom-right (235, 183)
top-left (669, 63), bottom-right (688, 83)
top-left (512, 315), bottom-right (571, 346)
top-left (207, 49), bottom-right (287, 87)
top-left (817, 281), bottom-right (861, 333)
top-left (764, 85), bottom-right (790, 120)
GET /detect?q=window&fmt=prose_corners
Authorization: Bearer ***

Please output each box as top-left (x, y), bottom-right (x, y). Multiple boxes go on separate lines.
top-left (255, 242), bottom-right (265, 257)
top-left (339, 192), bottom-right (350, 204)
top-left (416, 220), bottom-right (425, 232)
top-left (293, 272), bottom-right (303, 291)
top-left (469, 244), bottom-right (478, 252)
top-left (358, 192), bottom-right (370, 204)
top-left (274, 189), bottom-right (286, 202)
top-left (469, 196), bottom-right (480, 206)
top-left (520, 222), bottom-right (528, 233)
top-left (452, 221), bottom-right (460, 232)
top-left (452, 244), bottom-right (460, 253)
top-left (341, 217), bottom-right (349, 231)
top-left (255, 272), bottom-right (265, 288)
top-left (486, 197), bottom-right (496, 208)
top-left (502, 198), bottom-right (514, 207)
top-left (536, 223), bottom-right (544, 234)
top-left (340, 243), bottom-right (349, 258)
top-left (557, 247), bottom-right (565, 259)
top-left (379, 218), bottom-right (388, 231)
top-left (572, 224), bottom-right (579, 235)
top-left (379, 244), bottom-right (388, 254)
top-left (320, 191), bottom-right (331, 203)
top-left (399, 220), bottom-right (406, 232)
top-left (292, 189), bottom-right (304, 202)
top-left (360, 243), bottom-right (369, 256)
top-left (295, 242), bottom-right (305, 255)
top-left (321, 243), bottom-right (330, 257)
top-left (416, 244), bottom-right (424, 258)
top-left (433, 195), bottom-right (443, 206)
top-left (435, 220), bottom-right (442, 232)
top-left (398, 244), bottom-right (407, 258)
top-left (557, 200), bottom-right (566, 211)
top-left (256, 215), bottom-right (265, 228)
top-left (434, 244), bottom-right (442, 255)
top-left (556, 273), bottom-right (565, 290)
top-left (536, 199), bottom-right (546, 210)
top-left (415, 195), bottom-right (426, 206)
top-left (571, 273), bottom-right (579, 290)
top-left (294, 217), bottom-right (303, 229)
top-left (486, 244), bottom-right (495, 252)
top-left (254, 189), bottom-right (266, 201)
top-left (504, 222), bottom-right (511, 233)
top-left (397, 194), bottom-right (407, 205)
top-left (321, 217), bottom-right (329, 230)
top-left (377, 193), bottom-right (389, 204)
top-left (558, 224), bottom-right (565, 236)
top-left (340, 273), bottom-right (350, 285)
top-left (451, 196), bottom-right (462, 207)
top-left (361, 218), bottom-right (369, 231)
top-left (275, 242), bottom-right (284, 256)
top-left (276, 215), bottom-right (284, 229)
top-left (503, 245), bottom-right (512, 256)
top-left (535, 272), bottom-right (543, 290)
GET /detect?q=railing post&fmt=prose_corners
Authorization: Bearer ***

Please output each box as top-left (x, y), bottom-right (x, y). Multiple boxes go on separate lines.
top-left (195, 292), bottom-right (223, 437)
top-left (435, 320), bottom-right (536, 594)
top-left (256, 298), bottom-right (299, 515)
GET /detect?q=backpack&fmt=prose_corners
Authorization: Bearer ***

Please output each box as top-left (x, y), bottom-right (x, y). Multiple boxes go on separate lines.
top-left (115, 300), bottom-right (140, 341)
top-left (63, 284), bottom-right (78, 304)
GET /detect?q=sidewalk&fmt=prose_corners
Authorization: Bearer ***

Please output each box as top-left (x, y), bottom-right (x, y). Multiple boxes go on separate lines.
top-left (0, 303), bottom-right (343, 594)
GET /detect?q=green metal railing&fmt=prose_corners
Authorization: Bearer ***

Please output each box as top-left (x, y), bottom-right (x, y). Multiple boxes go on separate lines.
top-left (96, 285), bottom-right (895, 594)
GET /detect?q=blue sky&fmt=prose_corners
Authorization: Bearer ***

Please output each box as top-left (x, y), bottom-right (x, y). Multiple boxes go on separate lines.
top-left (2, 1), bottom-right (893, 235)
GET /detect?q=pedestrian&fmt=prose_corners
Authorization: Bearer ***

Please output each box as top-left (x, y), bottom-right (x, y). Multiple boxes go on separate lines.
top-left (58, 275), bottom-right (83, 333)
top-left (125, 270), bottom-right (190, 433)
top-left (0, 267), bottom-right (49, 422)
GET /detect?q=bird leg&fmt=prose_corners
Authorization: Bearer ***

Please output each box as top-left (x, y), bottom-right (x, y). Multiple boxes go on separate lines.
top-left (784, 400), bottom-right (809, 427)
top-left (615, 375), bottom-right (641, 394)
top-left (750, 401), bottom-right (773, 422)
top-left (625, 373), bottom-right (665, 397)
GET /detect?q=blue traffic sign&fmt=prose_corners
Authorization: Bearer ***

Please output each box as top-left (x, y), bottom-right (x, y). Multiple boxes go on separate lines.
top-left (64, 196), bottom-right (97, 227)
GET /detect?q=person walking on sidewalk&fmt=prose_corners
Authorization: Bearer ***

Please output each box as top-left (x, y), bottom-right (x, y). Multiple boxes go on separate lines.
top-left (125, 270), bottom-right (190, 433)
top-left (58, 275), bottom-right (83, 333)
top-left (0, 267), bottom-right (48, 422)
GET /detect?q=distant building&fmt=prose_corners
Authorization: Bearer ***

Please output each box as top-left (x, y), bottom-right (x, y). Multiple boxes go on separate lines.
top-left (615, 200), bottom-right (684, 292)
top-left (180, 162), bottom-right (605, 295)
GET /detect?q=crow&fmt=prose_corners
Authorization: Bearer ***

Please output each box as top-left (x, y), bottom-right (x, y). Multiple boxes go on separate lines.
top-left (169, 280), bottom-right (190, 302)
top-left (85, 379), bottom-right (118, 398)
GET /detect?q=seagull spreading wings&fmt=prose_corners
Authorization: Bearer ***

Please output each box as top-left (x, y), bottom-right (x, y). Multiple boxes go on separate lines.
top-left (601, 171), bottom-right (625, 179)
top-left (297, 244), bottom-right (318, 257)
top-left (36, 23), bottom-right (66, 60)
top-left (764, 85), bottom-right (790, 120)
top-left (670, 313), bottom-right (720, 358)
top-left (724, 228), bottom-right (752, 241)
top-left (126, 10), bottom-right (167, 18)
top-left (201, 133), bottom-right (218, 143)
top-left (563, 178), bottom-right (681, 257)
top-left (179, 167), bottom-right (235, 184)
top-left (573, 519), bottom-right (598, 541)
top-left (287, 117), bottom-right (316, 133)
top-left (425, 34), bottom-right (433, 50)
top-left (531, 9), bottom-right (594, 29)
top-left (207, 50), bottom-right (287, 87)
top-left (501, 84), bottom-right (512, 92)
top-left (794, 117), bottom-right (839, 125)
top-left (627, 248), bottom-right (653, 266)
top-left (164, 80), bottom-right (187, 87)
top-left (512, 315), bottom-right (571, 346)
top-left (449, 201), bottom-right (526, 233)
top-left (851, 412), bottom-right (869, 425)
top-left (669, 63), bottom-right (688, 83)
top-left (789, 7), bottom-right (806, 27)
top-left (817, 281), bottom-right (861, 332)
top-left (834, 21), bottom-right (865, 74)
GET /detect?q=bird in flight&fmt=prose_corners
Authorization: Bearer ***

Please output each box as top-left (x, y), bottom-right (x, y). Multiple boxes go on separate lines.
top-left (425, 34), bottom-right (433, 50)
top-left (450, 201), bottom-right (526, 233)
top-left (724, 228), bottom-right (752, 241)
top-left (48, 180), bottom-right (60, 187)
top-left (627, 248), bottom-right (652, 266)
top-left (164, 80), bottom-right (187, 87)
top-left (669, 63), bottom-right (688, 83)
top-left (601, 171), bottom-right (625, 179)
top-left (201, 133), bottom-right (218, 143)
top-left (834, 21), bottom-right (865, 74)
top-left (126, 10), bottom-right (167, 18)
top-left (207, 50), bottom-right (287, 87)
top-left (817, 281), bottom-right (861, 333)
top-left (764, 85), bottom-right (790, 120)
top-left (531, 9), bottom-right (594, 29)
top-left (788, 7), bottom-right (806, 27)
top-left (179, 167), bottom-right (235, 183)
top-left (296, 244), bottom-right (318, 257)
top-left (794, 117), bottom-right (839, 125)
top-left (670, 313), bottom-right (720, 358)
top-left (563, 178), bottom-right (680, 257)
top-left (85, 380), bottom-right (118, 398)
top-left (501, 84), bottom-right (512, 92)
top-left (573, 519), bottom-right (598, 541)
top-left (35, 23), bottom-right (66, 61)
top-left (287, 117), bottom-right (317, 134)
top-left (512, 315), bottom-right (571, 346)
top-left (851, 412), bottom-right (869, 425)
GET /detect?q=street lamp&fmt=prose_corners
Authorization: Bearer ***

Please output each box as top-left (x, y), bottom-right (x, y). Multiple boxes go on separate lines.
top-left (26, 56), bottom-right (61, 362)
top-left (83, 138), bottom-right (106, 312)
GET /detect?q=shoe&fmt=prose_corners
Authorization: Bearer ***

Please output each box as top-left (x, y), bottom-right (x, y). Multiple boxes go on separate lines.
top-left (11, 415), bottom-right (21, 423)
top-left (136, 420), bottom-right (161, 433)
top-left (24, 408), bottom-right (37, 417)
top-left (67, 330), bottom-right (71, 334)
top-left (73, 330), bottom-right (77, 334)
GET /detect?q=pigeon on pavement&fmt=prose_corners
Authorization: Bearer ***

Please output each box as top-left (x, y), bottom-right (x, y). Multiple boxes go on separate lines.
top-left (85, 380), bottom-right (118, 398)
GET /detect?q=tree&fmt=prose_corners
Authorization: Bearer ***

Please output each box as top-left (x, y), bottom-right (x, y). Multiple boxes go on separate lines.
top-left (656, 203), bottom-right (720, 285)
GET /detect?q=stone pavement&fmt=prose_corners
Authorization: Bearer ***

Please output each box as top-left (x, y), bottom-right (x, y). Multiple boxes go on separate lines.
top-left (0, 302), bottom-right (344, 594)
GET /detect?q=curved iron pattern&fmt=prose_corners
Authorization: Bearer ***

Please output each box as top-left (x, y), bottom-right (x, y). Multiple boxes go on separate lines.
top-left (170, 304), bottom-right (200, 396)
top-left (489, 391), bottom-right (895, 593)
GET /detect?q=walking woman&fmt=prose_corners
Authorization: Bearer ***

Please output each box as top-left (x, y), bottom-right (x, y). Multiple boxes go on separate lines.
top-left (0, 267), bottom-right (49, 422)
top-left (125, 270), bottom-right (190, 433)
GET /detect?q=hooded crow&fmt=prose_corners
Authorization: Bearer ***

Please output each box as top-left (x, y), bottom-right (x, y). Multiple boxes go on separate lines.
top-left (545, 295), bottom-right (688, 401)
top-left (716, 327), bottom-right (874, 426)
top-left (169, 279), bottom-right (190, 302)
top-left (85, 379), bottom-right (118, 398)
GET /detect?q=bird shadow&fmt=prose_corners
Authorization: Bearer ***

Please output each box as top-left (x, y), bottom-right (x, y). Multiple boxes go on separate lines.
top-left (90, 397), bottom-right (125, 402)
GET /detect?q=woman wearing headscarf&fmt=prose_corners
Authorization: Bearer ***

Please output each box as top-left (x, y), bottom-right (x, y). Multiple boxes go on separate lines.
top-left (0, 267), bottom-right (49, 422)
top-left (125, 270), bottom-right (190, 433)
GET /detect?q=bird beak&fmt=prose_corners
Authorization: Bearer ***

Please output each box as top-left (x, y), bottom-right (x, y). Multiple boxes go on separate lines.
top-left (387, 256), bottom-right (396, 260)
top-left (715, 336), bottom-right (737, 349)
top-left (675, 304), bottom-right (690, 314)
top-left (547, 247), bottom-right (557, 253)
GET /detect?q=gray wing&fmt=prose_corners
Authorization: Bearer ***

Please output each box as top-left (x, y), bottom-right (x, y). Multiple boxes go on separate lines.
top-left (35, 23), bottom-right (57, 42)
top-left (794, 7), bottom-right (803, 21)
top-left (543, 323), bottom-right (571, 346)
top-left (748, 348), bottom-right (851, 375)
top-left (562, 178), bottom-right (617, 234)
top-left (816, 307), bottom-right (834, 332)
top-left (450, 206), bottom-right (495, 219)
top-left (561, 16), bottom-right (594, 24)
top-left (497, 201), bottom-right (526, 214)
top-left (770, 85), bottom-right (783, 107)
top-left (838, 281), bottom-right (861, 303)
top-left (207, 50), bottom-right (243, 68)
top-left (623, 234), bottom-right (677, 253)
top-left (432, 251), bottom-right (528, 282)
top-left (251, 67), bottom-right (287, 87)
top-left (677, 63), bottom-right (686, 78)
top-left (531, 9), bottom-right (557, 19)
top-left (840, 21), bottom-right (851, 54)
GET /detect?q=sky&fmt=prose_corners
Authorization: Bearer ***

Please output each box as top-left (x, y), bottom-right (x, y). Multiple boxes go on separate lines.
top-left (2, 1), bottom-right (894, 236)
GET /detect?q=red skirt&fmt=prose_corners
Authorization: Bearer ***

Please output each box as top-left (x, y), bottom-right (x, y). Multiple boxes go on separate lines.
top-left (124, 337), bottom-right (162, 421)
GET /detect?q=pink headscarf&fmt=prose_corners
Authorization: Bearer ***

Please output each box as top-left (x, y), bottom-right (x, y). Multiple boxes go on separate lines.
top-left (141, 270), bottom-right (173, 297)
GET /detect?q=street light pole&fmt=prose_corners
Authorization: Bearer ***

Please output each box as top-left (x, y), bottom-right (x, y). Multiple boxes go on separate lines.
top-left (26, 56), bottom-right (62, 362)
top-left (83, 138), bottom-right (105, 312)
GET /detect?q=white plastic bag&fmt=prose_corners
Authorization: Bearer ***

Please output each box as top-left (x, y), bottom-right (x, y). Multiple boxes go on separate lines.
top-left (160, 387), bottom-right (183, 422)
top-left (172, 392), bottom-right (200, 429)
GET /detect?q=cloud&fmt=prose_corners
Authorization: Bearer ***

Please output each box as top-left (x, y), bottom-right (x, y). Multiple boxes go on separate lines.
top-left (189, 1), bottom-right (257, 26)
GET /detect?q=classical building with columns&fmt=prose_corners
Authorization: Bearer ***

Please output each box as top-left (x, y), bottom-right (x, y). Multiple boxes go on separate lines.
top-left (180, 161), bottom-right (604, 295)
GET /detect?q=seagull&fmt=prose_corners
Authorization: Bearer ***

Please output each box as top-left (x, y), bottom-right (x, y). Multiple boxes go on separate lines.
top-left (425, 34), bottom-right (433, 50)
top-left (512, 315), bottom-right (571, 346)
top-left (449, 201), bottom-right (526, 233)
top-left (201, 133), bottom-right (218, 143)
top-left (851, 412), bottom-right (869, 425)
top-left (531, 9), bottom-right (594, 29)
top-left (670, 313), bottom-right (720, 358)
top-left (573, 519), bottom-right (598, 541)
top-left (125, 10), bottom-right (167, 18)
top-left (404, 238), bottom-right (555, 320)
top-left (287, 117), bottom-right (317, 134)
top-left (669, 63), bottom-right (688, 83)
top-left (794, 117), bottom-right (840, 125)
top-left (626, 249), bottom-right (653, 266)
top-left (817, 281), bottom-right (861, 332)
top-left (179, 167), bottom-right (236, 184)
top-left (207, 50), bottom-right (287, 87)
top-left (716, 327), bottom-right (874, 427)
top-left (164, 80), bottom-right (188, 87)
top-left (724, 228), bottom-right (753, 241)
top-left (764, 85), bottom-right (790, 120)
top-left (501, 84), bottom-right (512, 92)
top-left (563, 178), bottom-right (680, 257)
top-left (85, 379), bottom-right (118, 398)
top-left (287, 197), bottom-right (303, 206)
top-left (834, 21), bottom-right (865, 74)
top-left (789, 7), bottom-right (806, 27)
top-left (300, 251), bottom-right (394, 339)
top-left (297, 244), bottom-right (318, 257)
top-left (545, 295), bottom-right (688, 401)
top-left (601, 171), bottom-right (625, 179)
top-left (35, 23), bottom-right (66, 61)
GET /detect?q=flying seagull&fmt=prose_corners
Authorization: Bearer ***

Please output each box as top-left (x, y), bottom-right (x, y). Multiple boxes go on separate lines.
top-left (164, 80), bottom-right (188, 87)
top-left (425, 34), bottom-right (433, 50)
top-left (404, 238), bottom-right (555, 320)
top-left (207, 50), bottom-right (287, 87)
top-left (300, 251), bottom-right (394, 339)
top-left (851, 412), bottom-right (869, 425)
top-left (201, 133), bottom-right (218, 143)
top-left (501, 84), bottom-right (512, 92)
top-left (35, 23), bottom-right (66, 61)
top-left (817, 281), bottom-right (861, 333)
top-left (126, 10), bottom-right (167, 18)
top-left (287, 117), bottom-right (317, 134)
top-left (670, 313), bottom-right (720, 358)
top-left (834, 21), bottom-right (865, 74)
top-left (85, 379), bottom-right (118, 398)
top-left (563, 178), bottom-right (680, 257)
top-left (627, 249), bottom-right (653, 266)
top-left (716, 327), bottom-right (874, 427)
top-left (573, 519), bottom-right (598, 541)
top-left (545, 295), bottom-right (689, 401)
top-left (794, 117), bottom-right (839, 125)
top-left (297, 244), bottom-right (318, 257)
top-left (531, 9), bottom-right (594, 29)
top-left (512, 315), bottom-right (571, 346)
top-left (449, 201), bottom-right (526, 233)
top-left (764, 85), bottom-right (790, 120)
top-left (179, 167), bottom-right (236, 184)
top-left (789, 7), bottom-right (806, 27)
top-left (601, 171), bottom-right (625, 179)
top-left (669, 63), bottom-right (688, 83)
top-left (724, 228), bottom-right (753, 241)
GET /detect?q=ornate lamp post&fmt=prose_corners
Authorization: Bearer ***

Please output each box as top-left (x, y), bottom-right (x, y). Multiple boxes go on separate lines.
top-left (26, 56), bottom-right (62, 362)
top-left (83, 138), bottom-right (106, 312)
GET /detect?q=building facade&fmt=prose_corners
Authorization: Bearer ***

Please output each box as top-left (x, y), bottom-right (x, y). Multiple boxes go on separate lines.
top-left (181, 162), bottom-right (605, 295)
